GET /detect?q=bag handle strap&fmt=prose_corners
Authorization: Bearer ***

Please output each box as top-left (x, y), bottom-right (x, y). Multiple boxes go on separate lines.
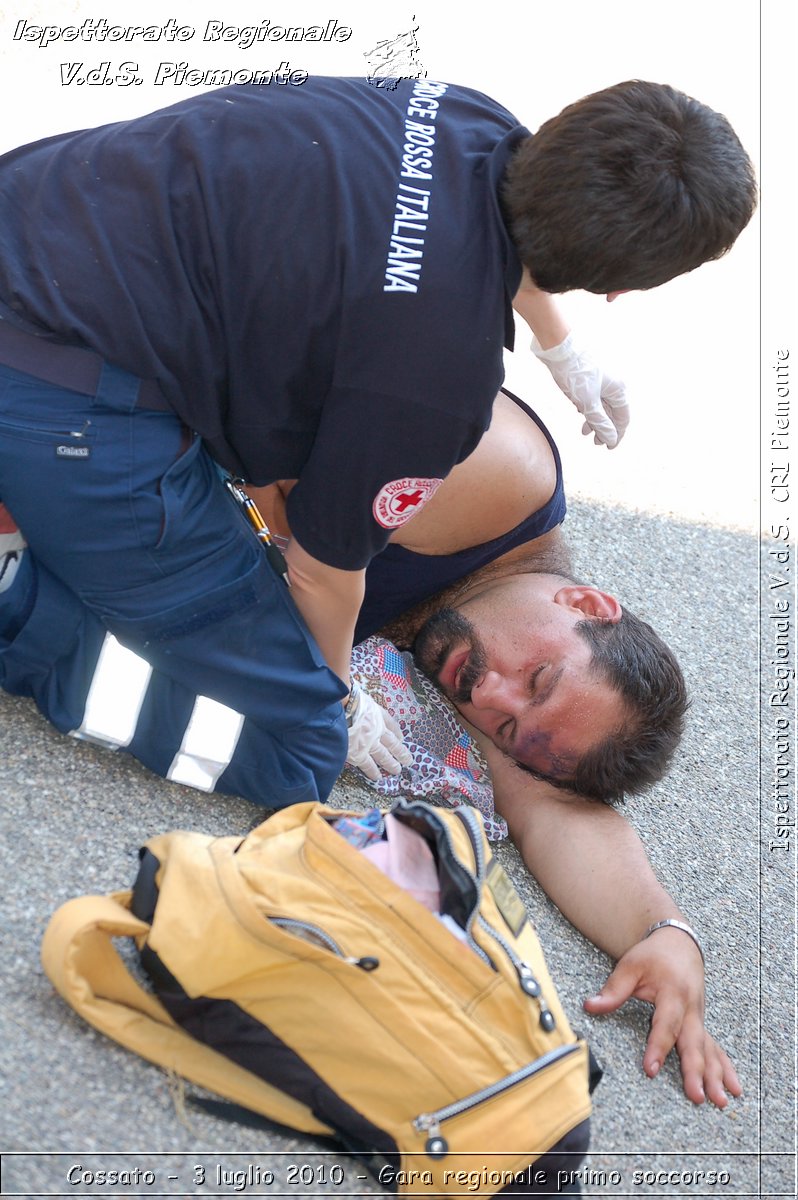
top-left (41, 892), bottom-right (333, 1137)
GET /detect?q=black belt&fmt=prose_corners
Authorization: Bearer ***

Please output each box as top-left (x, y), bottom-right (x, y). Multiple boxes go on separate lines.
top-left (0, 319), bottom-right (171, 411)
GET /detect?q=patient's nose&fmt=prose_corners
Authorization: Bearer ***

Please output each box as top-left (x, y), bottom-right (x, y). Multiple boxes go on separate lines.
top-left (469, 671), bottom-right (518, 713)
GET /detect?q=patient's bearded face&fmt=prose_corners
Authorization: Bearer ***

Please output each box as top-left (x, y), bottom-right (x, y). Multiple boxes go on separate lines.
top-left (412, 590), bottom-right (625, 780)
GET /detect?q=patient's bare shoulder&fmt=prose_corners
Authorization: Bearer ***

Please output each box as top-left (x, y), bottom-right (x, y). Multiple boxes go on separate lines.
top-left (381, 527), bottom-right (573, 648)
top-left (391, 391), bottom-right (558, 555)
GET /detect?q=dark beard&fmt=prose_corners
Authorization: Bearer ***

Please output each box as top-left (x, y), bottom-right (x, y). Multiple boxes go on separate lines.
top-left (412, 608), bottom-right (487, 704)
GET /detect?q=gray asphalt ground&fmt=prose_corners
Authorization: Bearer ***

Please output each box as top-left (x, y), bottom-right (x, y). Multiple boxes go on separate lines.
top-left (1, 498), bottom-right (794, 1199)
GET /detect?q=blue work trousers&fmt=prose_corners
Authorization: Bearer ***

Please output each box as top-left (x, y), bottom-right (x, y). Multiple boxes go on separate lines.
top-left (0, 358), bottom-right (348, 807)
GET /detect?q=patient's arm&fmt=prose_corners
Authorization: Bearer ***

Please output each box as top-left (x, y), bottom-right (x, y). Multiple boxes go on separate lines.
top-left (478, 735), bottom-right (742, 1108)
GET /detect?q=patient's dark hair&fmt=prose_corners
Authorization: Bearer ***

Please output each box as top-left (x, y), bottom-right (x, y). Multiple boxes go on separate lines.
top-left (502, 79), bottom-right (757, 293)
top-left (518, 608), bottom-right (689, 804)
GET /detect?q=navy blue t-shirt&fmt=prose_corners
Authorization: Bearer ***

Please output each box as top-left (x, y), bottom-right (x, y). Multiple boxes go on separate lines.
top-left (355, 391), bottom-right (567, 641)
top-left (0, 78), bottom-right (526, 569)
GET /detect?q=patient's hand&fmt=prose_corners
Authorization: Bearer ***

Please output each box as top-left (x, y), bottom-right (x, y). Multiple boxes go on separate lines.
top-left (583, 928), bottom-right (742, 1107)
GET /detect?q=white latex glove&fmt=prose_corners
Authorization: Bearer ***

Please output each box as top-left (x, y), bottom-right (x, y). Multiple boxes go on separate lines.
top-left (531, 332), bottom-right (630, 448)
top-left (345, 683), bottom-right (413, 782)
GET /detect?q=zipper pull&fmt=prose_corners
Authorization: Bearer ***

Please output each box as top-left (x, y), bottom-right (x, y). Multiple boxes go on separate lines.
top-left (414, 1116), bottom-right (449, 1158)
top-left (537, 997), bottom-right (556, 1033)
top-left (516, 963), bottom-right (557, 1031)
top-left (345, 955), bottom-right (380, 971)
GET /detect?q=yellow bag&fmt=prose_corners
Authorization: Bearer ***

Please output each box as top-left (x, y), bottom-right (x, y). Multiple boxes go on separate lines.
top-left (42, 799), bottom-right (597, 1197)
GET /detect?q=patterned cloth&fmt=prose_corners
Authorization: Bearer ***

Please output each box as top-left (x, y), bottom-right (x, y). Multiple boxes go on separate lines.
top-left (349, 637), bottom-right (508, 841)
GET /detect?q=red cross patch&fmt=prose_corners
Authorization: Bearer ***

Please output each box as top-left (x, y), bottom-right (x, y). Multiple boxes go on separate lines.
top-left (372, 477), bottom-right (443, 529)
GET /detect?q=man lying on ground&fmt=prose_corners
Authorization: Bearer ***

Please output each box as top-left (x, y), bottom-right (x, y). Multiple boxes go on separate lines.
top-left (0, 387), bottom-right (738, 1108)
top-left (244, 385), bottom-right (739, 1110)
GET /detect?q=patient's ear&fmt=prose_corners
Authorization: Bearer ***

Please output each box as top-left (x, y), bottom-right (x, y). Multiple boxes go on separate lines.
top-left (553, 585), bottom-right (623, 623)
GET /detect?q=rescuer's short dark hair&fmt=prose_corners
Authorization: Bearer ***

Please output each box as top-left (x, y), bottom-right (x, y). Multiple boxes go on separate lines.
top-left (502, 79), bottom-right (757, 293)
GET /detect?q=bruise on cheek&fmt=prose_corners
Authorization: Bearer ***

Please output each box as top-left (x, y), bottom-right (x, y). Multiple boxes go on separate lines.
top-left (511, 729), bottom-right (577, 779)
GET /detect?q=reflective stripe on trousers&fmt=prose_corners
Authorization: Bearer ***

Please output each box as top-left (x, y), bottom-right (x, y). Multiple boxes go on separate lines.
top-left (0, 358), bottom-right (348, 806)
top-left (70, 632), bottom-right (245, 791)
